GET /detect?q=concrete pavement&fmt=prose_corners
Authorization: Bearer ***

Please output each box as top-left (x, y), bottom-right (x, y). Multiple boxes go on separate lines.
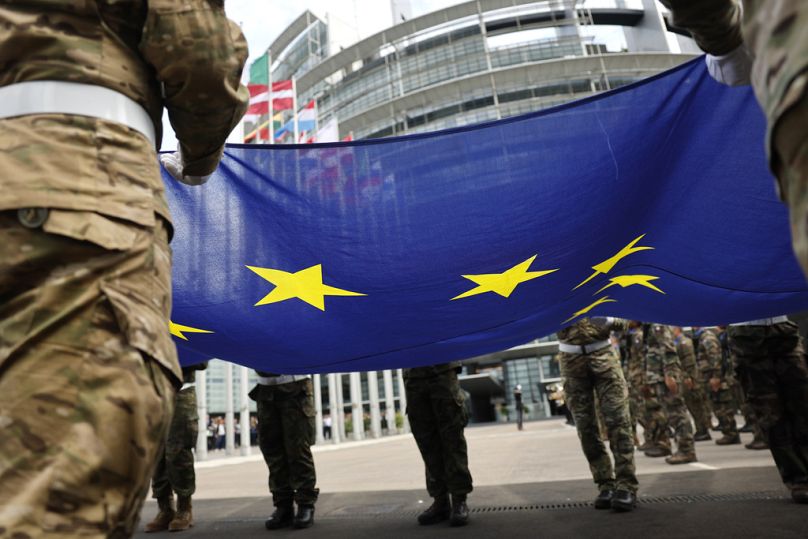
top-left (135, 419), bottom-right (808, 538)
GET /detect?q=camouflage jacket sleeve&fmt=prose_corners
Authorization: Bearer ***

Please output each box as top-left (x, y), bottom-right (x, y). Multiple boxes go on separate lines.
top-left (140, 0), bottom-right (249, 176)
top-left (699, 330), bottom-right (723, 379)
top-left (659, 0), bottom-right (744, 56)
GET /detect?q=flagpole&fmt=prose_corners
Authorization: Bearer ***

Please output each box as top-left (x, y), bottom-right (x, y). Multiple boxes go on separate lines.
top-left (267, 50), bottom-right (274, 145)
top-left (313, 99), bottom-right (319, 144)
top-left (293, 76), bottom-right (299, 143)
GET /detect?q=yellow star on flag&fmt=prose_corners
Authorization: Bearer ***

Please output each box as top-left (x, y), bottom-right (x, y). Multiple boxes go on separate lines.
top-left (452, 255), bottom-right (558, 301)
top-left (247, 263), bottom-right (366, 311)
top-left (595, 275), bottom-right (665, 295)
top-left (169, 321), bottom-right (214, 341)
top-left (574, 234), bottom-right (654, 290)
top-left (564, 296), bottom-right (617, 323)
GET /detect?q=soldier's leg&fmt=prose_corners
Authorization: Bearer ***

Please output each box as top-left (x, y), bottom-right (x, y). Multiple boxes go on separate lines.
top-left (257, 399), bottom-right (294, 506)
top-left (644, 392), bottom-right (671, 452)
top-left (429, 373), bottom-right (473, 497)
top-left (406, 379), bottom-right (448, 498)
top-left (685, 386), bottom-right (713, 435)
top-left (774, 76), bottom-right (808, 277)
top-left (590, 353), bottom-right (637, 493)
top-left (151, 446), bottom-right (173, 502)
top-left (0, 212), bottom-right (177, 537)
top-left (561, 357), bottom-right (615, 491)
top-left (165, 388), bottom-right (199, 499)
top-left (712, 387), bottom-right (739, 440)
top-left (660, 385), bottom-right (695, 458)
top-left (281, 380), bottom-right (319, 506)
top-left (731, 324), bottom-right (808, 490)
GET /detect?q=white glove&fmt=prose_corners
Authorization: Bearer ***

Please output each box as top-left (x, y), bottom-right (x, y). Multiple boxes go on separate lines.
top-left (159, 150), bottom-right (212, 186)
top-left (705, 43), bottom-right (753, 87)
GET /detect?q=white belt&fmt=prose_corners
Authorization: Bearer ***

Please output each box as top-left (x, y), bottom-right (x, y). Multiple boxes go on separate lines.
top-left (0, 81), bottom-right (156, 145)
top-left (257, 374), bottom-right (310, 386)
top-left (731, 316), bottom-right (789, 326)
top-left (558, 340), bottom-right (611, 355)
top-left (181, 382), bottom-right (196, 390)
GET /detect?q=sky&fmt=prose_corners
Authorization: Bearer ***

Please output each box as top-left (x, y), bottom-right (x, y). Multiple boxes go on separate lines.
top-left (161, 0), bottom-right (460, 150)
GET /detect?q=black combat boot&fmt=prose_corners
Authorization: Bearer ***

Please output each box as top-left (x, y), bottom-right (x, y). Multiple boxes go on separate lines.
top-left (643, 446), bottom-right (672, 458)
top-left (745, 438), bottom-right (769, 450)
top-left (293, 504), bottom-right (315, 529)
top-left (715, 434), bottom-right (741, 445)
top-left (792, 486), bottom-right (808, 504)
top-left (611, 490), bottom-right (637, 512)
top-left (449, 494), bottom-right (469, 527)
top-left (417, 495), bottom-right (450, 525)
top-left (693, 430), bottom-right (712, 442)
top-left (594, 489), bottom-right (614, 509)
top-left (265, 503), bottom-right (294, 530)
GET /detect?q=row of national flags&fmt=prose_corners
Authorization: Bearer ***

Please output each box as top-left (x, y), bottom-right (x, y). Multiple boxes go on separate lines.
top-left (243, 51), bottom-right (352, 144)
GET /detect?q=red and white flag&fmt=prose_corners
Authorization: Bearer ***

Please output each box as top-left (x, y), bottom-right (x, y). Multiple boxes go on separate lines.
top-left (246, 80), bottom-right (294, 116)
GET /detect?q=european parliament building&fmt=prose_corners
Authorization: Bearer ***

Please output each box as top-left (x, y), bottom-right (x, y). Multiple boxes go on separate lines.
top-left (204, 0), bottom-right (697, 446)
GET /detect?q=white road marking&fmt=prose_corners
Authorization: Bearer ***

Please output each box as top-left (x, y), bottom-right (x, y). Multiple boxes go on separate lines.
top-left (689, 462), bottom-right (719, 470)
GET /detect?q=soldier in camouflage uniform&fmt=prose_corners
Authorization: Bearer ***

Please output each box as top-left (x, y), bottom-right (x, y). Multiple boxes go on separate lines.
top-left (719, 328), bottom-right (768, 449)
top-left (557, 318), bottom-right (638, 512)
top-left (660, 1), bottom-right (808, 278)
top-left (694, 327), bottom-right (740, 445)
top-left (621, 322), bottom-right (657, 449)
top-left (0, 2), bottom-right (248, 536)
top-left (404, 362), bottom-right (473, 527)
top-left (728, 318), bottom-right (808, 503)
top-left (145, 364), bottom-right (206, 533)
top-left (642, 325), bottom-right (697, 464)
top-left (672, 326), bottom-right (713, 441)
top-left (251, 372), bottom-right (319, 530)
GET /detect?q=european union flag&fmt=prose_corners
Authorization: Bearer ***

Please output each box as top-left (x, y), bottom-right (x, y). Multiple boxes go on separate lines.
top-left (165, 58), bottom-right (808, 373)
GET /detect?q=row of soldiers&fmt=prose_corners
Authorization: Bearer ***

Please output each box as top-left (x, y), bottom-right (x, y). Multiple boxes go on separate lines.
top-left (620, 324), bottom-right (767, 461)
top-left (557, 316), bottom-right (808, 512)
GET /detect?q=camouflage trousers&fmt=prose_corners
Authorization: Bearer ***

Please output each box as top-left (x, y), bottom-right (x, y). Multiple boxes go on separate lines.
top-left (655, 383), bottom-right (695, 455)
top-left (252, 379), bottom-right (319, 506)
top-left (705, 381), bottom-right (737, 437)
top-left (630, 387), bottom-right (649, 433)
top-left (0, 211), bottom-right (178, 538)
top-left (405, 370), bottom-right (473, 498)
top-left (643, 392), bottom-right (670, 449)
top-left (729, 323), bottom-right (808, 489)
top-left (560, 349), bottom-right (638, 493)
top-left (152, 387), bottom-right (199, 500)
top-left (683, 384), bottom-right (713, 434)
top-left (775, 79), bottom-right (808, 278)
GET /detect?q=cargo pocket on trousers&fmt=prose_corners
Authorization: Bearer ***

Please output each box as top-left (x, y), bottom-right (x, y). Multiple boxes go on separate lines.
top-left (42, 209), bottom-right (140, 251)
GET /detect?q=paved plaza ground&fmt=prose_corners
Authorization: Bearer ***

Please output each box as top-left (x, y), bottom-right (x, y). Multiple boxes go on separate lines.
top-left (136, 419), bottom-right (808, 538)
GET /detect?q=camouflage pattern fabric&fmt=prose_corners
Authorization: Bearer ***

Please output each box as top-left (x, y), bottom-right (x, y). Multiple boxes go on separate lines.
top-left (644, 325), bottom-right (695, 455)
top-left (151, 385), bottom-right (199, 500)
top-left (0, 212), bottom-right (176, 537)
top-left (626, 326), bottom-right (655, 443)
top-left (660, 0), bottom-right (808, 277)
top-left (675, 333), bottom-right (713, 434)
top-left (729, 322), bottom-right (808, 490)
top-left (250, 378), bottom-right (319, 506)
top-left (404, 365), bottom-right (473, 498)
top-left (558, 319), bottom-right (637, 493)
top-left (643, 386), bottom-right (671, 451)
top-left (696, 328), bottom-right (738, 437)
top-left (0, 1), bottom-right (249, 199)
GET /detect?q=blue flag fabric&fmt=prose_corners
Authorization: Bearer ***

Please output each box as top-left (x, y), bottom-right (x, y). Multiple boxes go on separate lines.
top-left (166, 58), bottom-right (808, 373)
